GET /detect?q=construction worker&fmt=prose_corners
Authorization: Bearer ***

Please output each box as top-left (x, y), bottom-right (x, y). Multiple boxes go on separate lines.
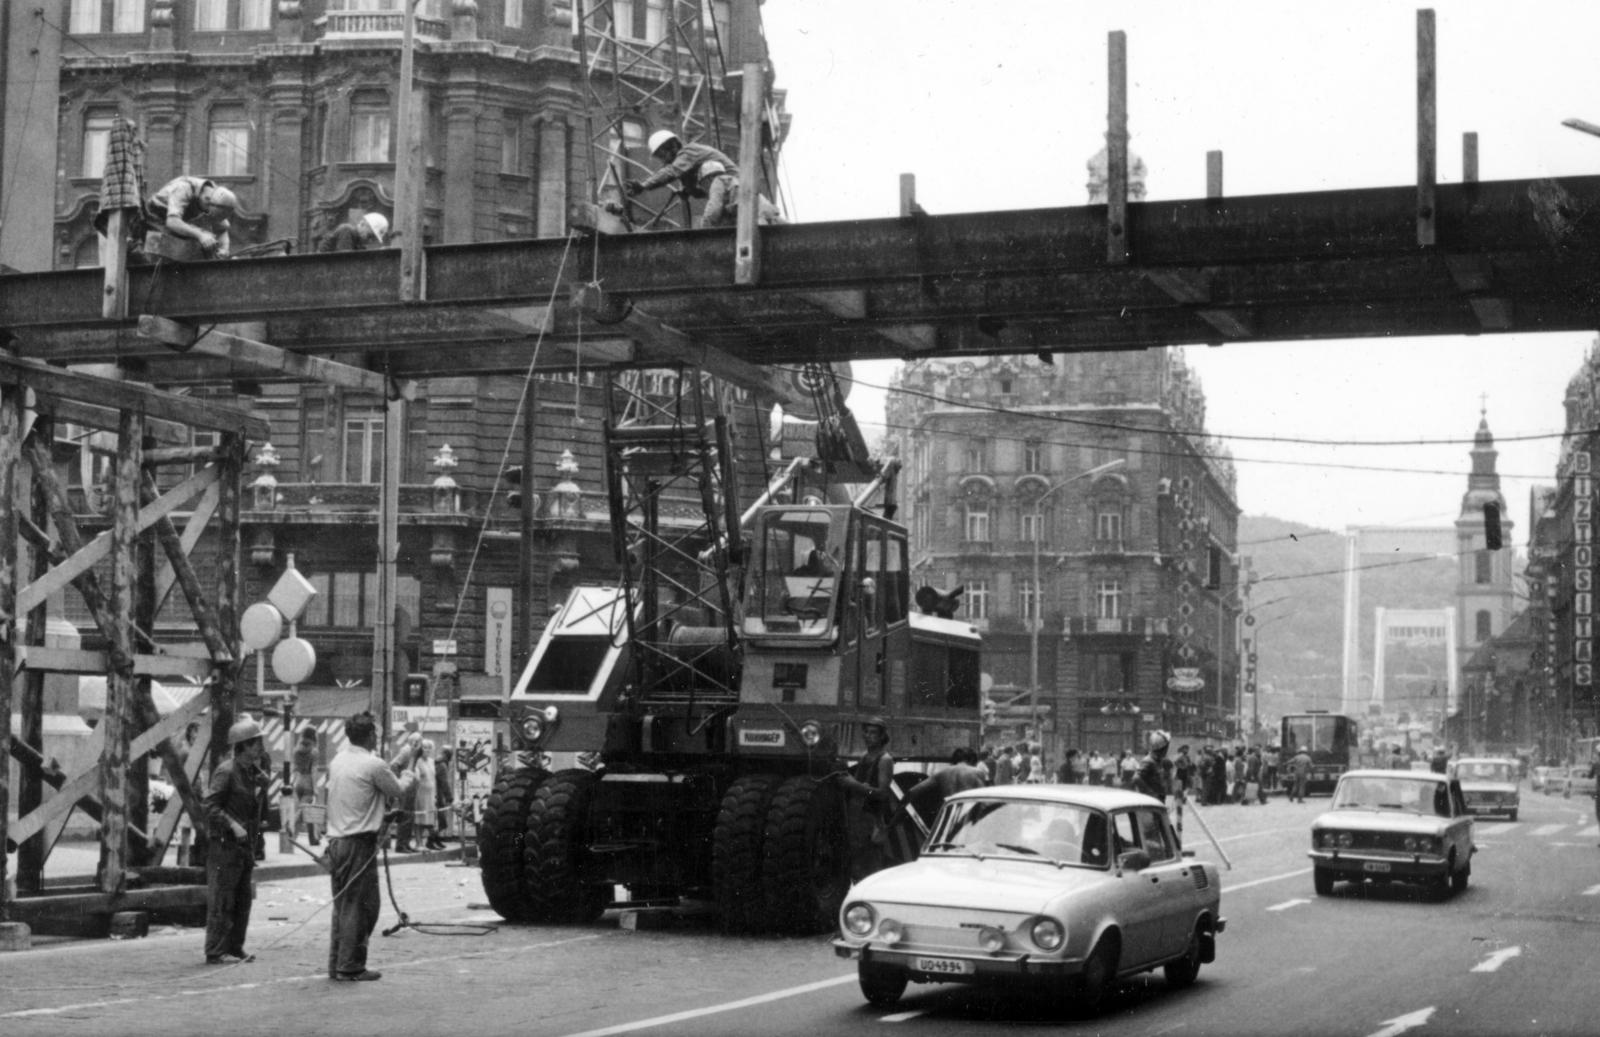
top-left (1134, 730), bottom-right (1173, 802)
top-left (625, 129), bottom-right (735, 206)
top-left (695, 160), bottom-right (786, 229)
top-left (145, 175), bottom-right (237, 258)
top-left (201, 716), bottom-right (268, 965)
top-left (317, 212), bottom-right (389, 252)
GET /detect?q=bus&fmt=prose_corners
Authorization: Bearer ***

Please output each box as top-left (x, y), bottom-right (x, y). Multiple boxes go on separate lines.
top-left (1281, 711), bottom-right (1359, 795)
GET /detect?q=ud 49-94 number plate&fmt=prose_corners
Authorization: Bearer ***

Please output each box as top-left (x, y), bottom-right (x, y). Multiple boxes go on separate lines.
top-left (914, 956), bottom-right (975, 975)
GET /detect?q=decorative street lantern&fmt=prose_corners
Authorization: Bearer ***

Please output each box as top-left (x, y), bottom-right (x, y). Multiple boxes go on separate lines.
top-left (431, 442), bottom-right (460, 514)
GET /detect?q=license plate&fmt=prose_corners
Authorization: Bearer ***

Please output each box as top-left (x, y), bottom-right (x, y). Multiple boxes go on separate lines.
top-left (914, 956), bottom-right (975, 975)
top-left (1363, 861), bottom-right (1391, 873)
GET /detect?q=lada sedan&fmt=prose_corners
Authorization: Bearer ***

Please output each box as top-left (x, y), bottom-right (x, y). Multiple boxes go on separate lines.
top-left (832, 786), bottom-right (1224, 1014)
top-left (1563, 765), bottom-right (1598, 799)
top-left (1450, 758), bottom-right (1520, 820)
top-left (1309, 769), bottom-right (1475, 899)
top-left (1532, 766), bottom-right (1559, 793)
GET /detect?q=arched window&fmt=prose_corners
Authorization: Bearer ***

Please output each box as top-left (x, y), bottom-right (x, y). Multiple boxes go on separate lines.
top-left (1475, 610), bottom-right (1492, 643)
top-left (73, 237), bottom-right (103, 269)
top-left (1475, 550), bottom-right (1492, 585)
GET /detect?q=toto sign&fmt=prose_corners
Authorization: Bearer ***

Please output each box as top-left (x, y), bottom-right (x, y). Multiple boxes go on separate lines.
top-left (1166, 667), bottom-right (1205, 693)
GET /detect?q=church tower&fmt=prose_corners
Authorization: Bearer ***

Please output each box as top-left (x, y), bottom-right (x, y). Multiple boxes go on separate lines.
top-left (1455, 408), bottom-right (1518, 689)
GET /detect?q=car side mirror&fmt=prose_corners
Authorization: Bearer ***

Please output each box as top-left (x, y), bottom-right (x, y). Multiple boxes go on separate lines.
top-left (1117, 850), bottom-right (1151, 872)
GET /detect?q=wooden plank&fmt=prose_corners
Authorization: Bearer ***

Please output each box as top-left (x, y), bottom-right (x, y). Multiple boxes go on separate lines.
top-left (16, 464), bottom-right (218, 616)
top-left (1417, 9), bottom-right (1437, 247)
top-left (7, 883), bottom-right (209, 929)
top-left (395, 4), bottom-right (425, 303)
top-left (28, 393), bottom-right (189, 445)
top-left (153, 480), bottom-right (221, 617)
top-left (142, 473), bottom-right (233, 664)
top-left (0, 354), bottom-right (270, 439)
top-left (899, 174), bottom-right (918, 218)
top-left (212, 435), bottom-right (244, 750)
top-left (1463, 132), bottom-right (1479, 183)
top-left (150, 717), bottom-right (212, 860)
top-left (136, 316), bottom-right (416, 401)
top-left (102, 209), bottom-right (129, 320)
top-left (101, 408), bottom-right (142, 894)
top-left (15, 646), bottom-right (213, 679)
top-left (0, 385), bottom-right (19, 916)
top-left (1207, 151), bottom-right (1224, 199)
top-left (17, 413), bottom-right (49, 892)
top-left (734, 60), bottom-right (765, 285)
top-left (1106, 30), bottom-right (1130, 264)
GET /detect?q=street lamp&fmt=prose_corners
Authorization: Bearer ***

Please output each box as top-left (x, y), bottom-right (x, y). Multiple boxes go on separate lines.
top-left (1244, 607), bottom-right (1295, 741)
top-left (1031, 458), bottom-right (1127, 752)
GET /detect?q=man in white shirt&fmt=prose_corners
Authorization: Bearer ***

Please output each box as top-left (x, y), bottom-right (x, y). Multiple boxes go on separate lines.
top-left (324, 712), bottom-right (419, 982)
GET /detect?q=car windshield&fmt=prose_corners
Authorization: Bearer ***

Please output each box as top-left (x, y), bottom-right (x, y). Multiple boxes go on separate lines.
top-left (926, 798), bottom-right (1109, 869)
top-left (1332, 776), bottom-right (1451, 817)
top-left (1455, 762), bottom-right (1515, 782)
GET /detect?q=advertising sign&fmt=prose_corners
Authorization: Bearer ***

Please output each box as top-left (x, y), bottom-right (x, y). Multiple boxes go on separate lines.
top-left (486, 587), bottom-right (514, 694)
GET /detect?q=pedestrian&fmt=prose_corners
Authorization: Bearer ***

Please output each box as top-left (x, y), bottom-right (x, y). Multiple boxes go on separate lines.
top-left (412, 739), bottom-right (441, 851)
top-left (830, 717), bottom-right (907, 880)
top-left (626, 129), bottom-right (737, 206)
top-left (292, 726), bottom-right (321, 847)
top-left (1120, 749), bottom-right (1140, 790)
top-left (894, 748), bottom-right (987, 831)
top-left (317, 211), bottom-right (388, 252)
top-left (1290, 747), bottom-right (1313, 802)
top-left (1264, 745), bottom-right (1280, 793)
top-left (1087, 750), bottom-right (1105, 787)
top-left (145, 175), bottom-right (237, 258)
top-left (435, 747), bottom-right (455, 844)
top-left (1247, 747), bottom-right (1266, 804)
top-left (1232, 752), bottom-right (1248, 804)
top-left (1587, 746), bottom-right (1600, 844)
top-left (994, 744), bottom-right (1016, 786)
top-left (977, 746), bottom-right (996, 784)
top-left (1430, 747), bottom-right (1449, 774)
top-left (1173, 745), bottom-right (1194, 801)
top-left (1057, 749), bottom-right (1081, 784)
top-left (1134, 731), bottom-right (1172, 802)
top-left (692, 159), bottom-right (786, 229)
top-left (324, 711), bottom-right (421, 982)
top-left (1014, 742), bottom-right (1033, 783)
top-left (201, 717), bottom-right (268, 965)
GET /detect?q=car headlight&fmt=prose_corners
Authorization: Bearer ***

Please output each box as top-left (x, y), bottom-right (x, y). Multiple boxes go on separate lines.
top-left (977, 925), bottom-right (1007, 954)
top-left (1336, 831), bottom-right (1353, 848)
top-left (799, 721), bottom-right (822, 747)
top-left (877, 918), bottom-right (904, 945)
top-left (1403, 836), bottom-right (1420, 852)
top-left (843, 902), bottom-right (875, 936)
top-left (1029, 918), bottom-right (1064, 952)
top-left (520, 715), bottom-right (545, 743)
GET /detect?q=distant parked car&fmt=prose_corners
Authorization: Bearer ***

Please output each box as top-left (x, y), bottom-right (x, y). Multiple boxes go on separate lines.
top-left (1449, 758), bottom-right (1520, 821)
top-left (1309, 769), bottom-right (1475, 899)
top-left (833, 786), bottom-right (1225, 1015)
top-left (1562, 765), bottom-right (1598, 799)
top-left (1531, 766), bottom-right (1559, 793)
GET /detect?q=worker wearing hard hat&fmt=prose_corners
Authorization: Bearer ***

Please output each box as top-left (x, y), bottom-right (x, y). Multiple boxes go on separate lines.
top-left (317, 211), bottom-right (389, 252)
top-left (625, 129), bottom-right (736, 206)
top-left (146, 175), bottom-right (237, 258)
top-left (200, 716), bottom-right (269, 965)
top-left (1134, 729), bottom-right (1174, 802)
top-left (695, 160), bottom-right (787, 230)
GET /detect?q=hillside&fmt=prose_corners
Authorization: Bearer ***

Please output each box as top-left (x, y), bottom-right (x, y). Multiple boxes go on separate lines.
top-left (1237, 516), bottom-right (1462, 726)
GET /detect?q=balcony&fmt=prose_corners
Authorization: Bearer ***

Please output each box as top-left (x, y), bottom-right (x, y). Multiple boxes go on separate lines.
top-left (321, 11), bottom-right (448, 38)
top-left (957, 539), bottom-right (993, 554)
top-left (1064, 616), bottom-right (1170, 638)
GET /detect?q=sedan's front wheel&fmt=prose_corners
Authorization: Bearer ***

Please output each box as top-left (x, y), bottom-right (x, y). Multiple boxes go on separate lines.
top-left (1074, 936), bottom-right (1117, 1017)
top-left (1313, 867), bottom-right (1335, 896)
top-left (1163, 924), bottom-right (1203, 988)
top-left (858, 962), bottom-right (908, 1007)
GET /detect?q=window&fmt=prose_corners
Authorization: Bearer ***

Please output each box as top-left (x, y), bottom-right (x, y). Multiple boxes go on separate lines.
top-left (1024, 441), bottom-right (1043, 474)
top-left (1096, 509), bottom-right (1122, 543)
top-left (1096, 579), bottom-right (1122, 619)
top-left (965, 580), bottom-right (990, 620)
top-left (194, 0), bottom-right (225, 29)
top-left (612, 0), bottom-right (667, 41)
top-left (502, 112), bottom-right (523, 174)
top-left (71, 0), bottom-right (99, 32)
top-left (344, 411), bottom-right (385, 484)
top-left (1476, 609), bottom-right (1492, 643)
top-left (998, 376), bottom-right (1013, 396)
top-left (240, 0), bottom-right (271, 29)
top-left (349, 91), bottom-right (392, 163)
top-left (1021, 510), bottom-right (1043, 543)
top-left (1135, 809), bottom-right (1175, 863)
top-left (505, 0), bottom-right (523, 27)
top-left (966, 438), bottom-right (986, 473)
top-left (1087, 651), bottom-right (1133, 696)
top-left (208, 106), bottom-right (251, 177)
top-left (82, 112), bottom-right (117, 178)
top-left (112, 0), bottom-right (144, 32)
top-left (964, 504), bottom-right (989, 542)
top-left (1019, 577), bottom-right (1041, 624)
top-left (1475, 550), bottom-right (1492, 585)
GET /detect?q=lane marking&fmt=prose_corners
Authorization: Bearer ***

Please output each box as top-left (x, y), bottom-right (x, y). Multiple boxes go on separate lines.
top-left (2, 935), bottom-right (603, 1019)
top-left (882, 1009), bottom-right (929, 1022)
top-left (1223, 867), bottom-right (1312, 894)
top-left (1213, 826), bottom-right (1305, 844)
top-left (1367, 1006), bottom-right (1435, 1037)
top-left (1582, 884), bottom-right (1600, 896)
top-left (1476, 822), bottom-right (1517, 835)
top-left (1533, 824), bottom-right (1566, 837)
top-left (1471, 946), bottom-right (1522, 972)
top-left (554, 974), bottom-right (858, 1037)
top-left (1581, 825), bottom-right (1600, 838)
top-left (1266, 898), bottom-right (1311, 912)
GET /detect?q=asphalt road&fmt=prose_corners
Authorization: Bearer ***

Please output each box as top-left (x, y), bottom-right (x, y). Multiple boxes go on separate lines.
top-left (4, 788), bottom-right (1599, 1037)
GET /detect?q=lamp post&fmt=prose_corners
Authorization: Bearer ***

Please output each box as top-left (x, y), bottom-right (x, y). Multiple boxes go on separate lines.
top-left (1243, 607), bottom-right (1294, 741)
top-left (1031, 459), bottom-right (1126, 753)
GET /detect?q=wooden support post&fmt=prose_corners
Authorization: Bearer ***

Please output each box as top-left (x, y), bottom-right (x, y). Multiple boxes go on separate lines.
top-left (372, 395), bottom-right (404, 747)
top-left (1207, 150), bottom-right (1224, 199)
top-left (0, 386), bottom-right (19, 918)
top-left (1106, 30), bottom-right (1130, 264)
top-left (518, 378), bottom-right (538, 666)
top-left (213, 435), bottom-right (245, 755)
top-left (396, 0), bottom-right (425, 302)
top-left (101, 408), bottom-right (143, 894)
top-left (130, 457), bottom-right (158, 866)
top-left (734, 61), bottom-right (765, 285)
top-left (17, 415), bottom-right (48, 893)
top-left (899, 174), bottom-right (918, 218)
top-left (141, 475), bottom-right (232, 663)
top-left (101, 210), bottom-right (129, 320)
top-left (1417, 8), bottom-right (1437, 247)
top-left (1463, 132), bottom-right (1479, 183)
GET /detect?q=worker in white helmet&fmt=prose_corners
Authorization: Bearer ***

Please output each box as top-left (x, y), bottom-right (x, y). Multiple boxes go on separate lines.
top-left (626, 128), bottom-right (736, 205)
top-left (146, 175), bottom-right (237, 257)
top-left (695, 160), bottom-right (787, 230)
top-left (200, 716), bottom-right (269, 965)
top-left (317, 211), bottom-right (389, 252)
top-left (1134, 729), bottom-right (1173, 803)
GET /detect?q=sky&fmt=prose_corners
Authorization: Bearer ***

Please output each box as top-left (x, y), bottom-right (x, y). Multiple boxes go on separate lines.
top-left (759, 0), bottom-right (1600, 548)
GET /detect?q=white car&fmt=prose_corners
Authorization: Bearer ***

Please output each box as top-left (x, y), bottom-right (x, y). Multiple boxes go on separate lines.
top-left (1450, 758), bottom-right (1520, 820)
top-left (1309, 770), bottom-right (1475, 899)
top-left (832, 785), bottom-right (1224, 1015)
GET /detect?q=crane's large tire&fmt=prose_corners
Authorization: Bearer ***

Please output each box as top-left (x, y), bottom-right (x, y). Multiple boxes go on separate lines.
top-left (713, 774), bottom-right (779, 934)
top-left (524, 768), bottom-right (607, 924)
top-left (478, 767), bottom-right (550, 922)
top-left (763, 775), bottom-right (851, 934)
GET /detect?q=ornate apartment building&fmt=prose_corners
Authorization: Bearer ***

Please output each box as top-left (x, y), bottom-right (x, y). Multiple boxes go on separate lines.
top-left (887, 347), bottom-right (1241, 758)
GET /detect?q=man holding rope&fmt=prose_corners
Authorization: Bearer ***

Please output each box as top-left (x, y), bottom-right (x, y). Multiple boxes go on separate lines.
top-left (324, 712), bottom-right (419, 982)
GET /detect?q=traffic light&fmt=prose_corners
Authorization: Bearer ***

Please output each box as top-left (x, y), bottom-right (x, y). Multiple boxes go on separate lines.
top-left (1483, 502), bottom-right (1502, 550)
top-left (505, 465), bottom-right (524, 510)
top-left (400, 674), bottom-right (429, 706)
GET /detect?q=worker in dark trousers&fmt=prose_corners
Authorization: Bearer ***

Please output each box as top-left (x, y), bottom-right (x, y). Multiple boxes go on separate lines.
top-left (146, 175), bottom-right (237, 258)
top-left (694, 160), bottom-right (786, 229)
top-left (625, 129), bottom-right (736, 207)
top-left (324, 713), bottom-right (419, 982)
top-left (201, 717), bottom-right (267, 965)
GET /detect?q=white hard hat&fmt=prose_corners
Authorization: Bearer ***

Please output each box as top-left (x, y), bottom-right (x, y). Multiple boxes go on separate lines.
top-left (208, 185), bottom-right (238, 211)
top-left (229, 716), bottom-right (263, 746)
top-left (698, 160), bottom-right (728, 180)
top-left (1149, 729), bottom-right (1172, 752)
top-left (647, 129), bottom-right (681, 155)
top-left (362, 212), bottom-right (389, 243)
